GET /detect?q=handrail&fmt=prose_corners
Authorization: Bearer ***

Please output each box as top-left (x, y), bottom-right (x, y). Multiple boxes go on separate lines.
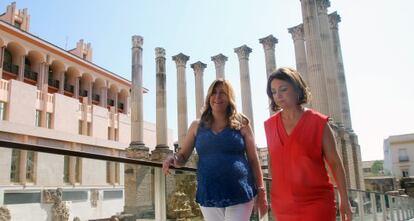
top-left (0, 139), bottom-right (197, 172)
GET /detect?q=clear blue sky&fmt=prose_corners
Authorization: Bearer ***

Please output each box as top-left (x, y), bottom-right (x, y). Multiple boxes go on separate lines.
top-left (2, 0), bottom-right (413, 161)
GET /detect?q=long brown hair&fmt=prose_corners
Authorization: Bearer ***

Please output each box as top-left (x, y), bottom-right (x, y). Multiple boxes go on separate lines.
top-left (200, 79), bottom-right (249, 130)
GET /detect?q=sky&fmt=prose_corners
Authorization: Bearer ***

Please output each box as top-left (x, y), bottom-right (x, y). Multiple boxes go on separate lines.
top-left (1, 0), bottom-right (413, 161)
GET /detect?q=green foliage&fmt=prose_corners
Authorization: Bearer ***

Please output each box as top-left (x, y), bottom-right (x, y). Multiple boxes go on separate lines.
top-left (371, 160), bottom-right (384, 175)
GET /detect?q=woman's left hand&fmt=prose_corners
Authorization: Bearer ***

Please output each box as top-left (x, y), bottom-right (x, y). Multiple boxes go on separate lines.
top-left (340, 200), bottom-right (353, 221)
top-left (255, 190), bottom-right (268, 219)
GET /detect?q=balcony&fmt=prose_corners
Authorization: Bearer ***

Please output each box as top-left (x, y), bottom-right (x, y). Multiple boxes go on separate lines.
top-left (2, 62), bottom-right (19, 80)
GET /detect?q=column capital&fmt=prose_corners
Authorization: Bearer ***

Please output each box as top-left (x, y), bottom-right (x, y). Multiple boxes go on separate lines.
top-left (288, 24), bottom-right (304, 40)
top-left (234, 45), bottom-right (252, 60)
top-left (132, 35), bottom-right (143, 48)
top-left (155, 47), bottom-right (165, 58)
top-left (190, 61), bottom-right (207, 73)
top-left (317, 0), bottom-right (330, 14)
top-left (172, 53), bottom-right (190, 67)
top-left (329, 11), bottom-right (341, 30)
top-left (259, 35), bottom-right (278, 50)
top-left (211, 53), bottom-right (228, 64)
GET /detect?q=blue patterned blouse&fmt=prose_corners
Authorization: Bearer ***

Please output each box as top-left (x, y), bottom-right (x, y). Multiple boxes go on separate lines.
top-left (195, 125), bottom-right (257, 207)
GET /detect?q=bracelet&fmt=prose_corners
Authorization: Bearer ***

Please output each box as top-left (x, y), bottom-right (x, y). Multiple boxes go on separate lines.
top-left (173, 153), bottom-right (183, 163)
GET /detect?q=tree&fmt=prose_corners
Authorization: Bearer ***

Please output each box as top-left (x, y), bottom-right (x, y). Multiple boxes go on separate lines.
top-left (371, 160), bottom-right (384, 175)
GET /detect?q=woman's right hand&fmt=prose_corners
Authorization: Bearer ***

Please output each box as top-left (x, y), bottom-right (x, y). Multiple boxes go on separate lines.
top-left (162, 154), bottom-right (176, 175)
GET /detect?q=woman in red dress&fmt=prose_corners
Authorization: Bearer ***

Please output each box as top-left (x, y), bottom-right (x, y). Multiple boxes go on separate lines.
top-left (264, 67), bottom-right (352, 221)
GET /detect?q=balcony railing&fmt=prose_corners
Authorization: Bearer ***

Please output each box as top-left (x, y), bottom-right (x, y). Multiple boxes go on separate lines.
top-left (0, 139), bottom-right (413, 221)
top-left (107, 99), bottom-right (114, 106)
top-left (118, 102), bottom-right (124, 111)
top-left (80, 90), bottom-right (88, 97)
top-left (48, 78), bottom-right (60, 89)
top-left (24, 68), bottom-right (38, 81)
top-left (92, 94), bottom-right (100, 102)
top-left (64, 83), bottom-right (74, 93)
top-left (3, 62), bottom-right (19, 75)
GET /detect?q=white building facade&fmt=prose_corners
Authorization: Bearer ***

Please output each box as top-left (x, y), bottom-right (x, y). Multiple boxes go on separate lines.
top-left (0, 3), bottom-right (173, 220)
top-left (384, 133), bottom-right (414, 178)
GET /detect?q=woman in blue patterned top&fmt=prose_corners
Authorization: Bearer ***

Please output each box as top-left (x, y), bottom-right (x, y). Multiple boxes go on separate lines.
top-left (162, 79), bottom-right (268, 221)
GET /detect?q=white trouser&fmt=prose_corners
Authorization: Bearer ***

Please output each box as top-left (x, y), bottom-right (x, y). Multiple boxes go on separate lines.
top-left (199, 199), bottom-right (254, 221)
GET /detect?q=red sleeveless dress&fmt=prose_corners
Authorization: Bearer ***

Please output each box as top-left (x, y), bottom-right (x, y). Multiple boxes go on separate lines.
top-left (264, 109), bottom-right (336, 221)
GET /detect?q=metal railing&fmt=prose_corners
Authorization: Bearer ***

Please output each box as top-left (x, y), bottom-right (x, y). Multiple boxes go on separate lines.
top-left (0, 139), bottom-right (413, 221)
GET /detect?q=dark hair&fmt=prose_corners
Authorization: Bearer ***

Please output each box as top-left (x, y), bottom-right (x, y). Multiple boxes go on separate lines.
top-left (200, 79), bottom-right (248, 130)
top-left (266, 67), bottom-right (310, 111)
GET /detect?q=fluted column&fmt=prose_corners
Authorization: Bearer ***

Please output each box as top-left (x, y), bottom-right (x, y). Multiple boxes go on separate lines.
top-left (234, 45), bottom-right (255, 132)
top-left (191, 61), bottom-right (207, 118)
top-left (259, 35), bottom-right (278, 79)
top-left (172, 53), bottom-right (190, 148)
top-left (316, 0), bottom-right (343, 124)
top-left (300, 0), bottom-right (329, 115)
top-left (329, 12), bottom-right (352, 130)
top-left (154, 47), bottom-right (169, 149)
top-left (211, 54), bottom-right (227, 79)
top-left (128, 35), bottom-right (148, 152)
top-left (288, 24), bottom-right (309, 87)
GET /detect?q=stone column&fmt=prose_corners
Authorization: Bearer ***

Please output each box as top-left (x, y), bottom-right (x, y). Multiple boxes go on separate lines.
top-left (234, 45), bottom-right (255, 132)
top-left (151, 46), bottom-right (172, 220)
top-left (74, 76), bottom-right (80, 99)
top-left (152, 47), bottom-right (171, 153)
top-left (37, 62), bottom-right (45, 90)
top-left (0, 46), bottom-right (5, 79)
top-left (259, 35), bottom-right (278, 79)
top-left (19, 150), bottom-right (27, 184)
top-left (300, 0), bottom-right (329, 115)
top-left (288, 24), bottom-right (309, 86)
top-left (172, 53), bottom-right (190, 148)
top-left (128, 35), bottom-right (148, 153)
top-left (114, 91), bottom-right (119, 111)
top-left (191, 61), bottom-right (207, 118)
top-left (124, 36), bottom-right (150, 218)
top-left (211, 54), bottom-right (227, 79)
top-left (316, 0), bottom-right (343, 125)
top-left (18, 55), bottom-right (24, 81)
top-left (88, 81), bottom-right (93, 105)
top-left (259, 35), bottom-right (278, 116)
top-left (329, 12), bottom-right (352, 130)
top-left (58, 71), bottom-right (64, 94)
top-left (100, 82), bottom-right (108, 107)
top-left (349, 132), bottom-right (364, 190)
